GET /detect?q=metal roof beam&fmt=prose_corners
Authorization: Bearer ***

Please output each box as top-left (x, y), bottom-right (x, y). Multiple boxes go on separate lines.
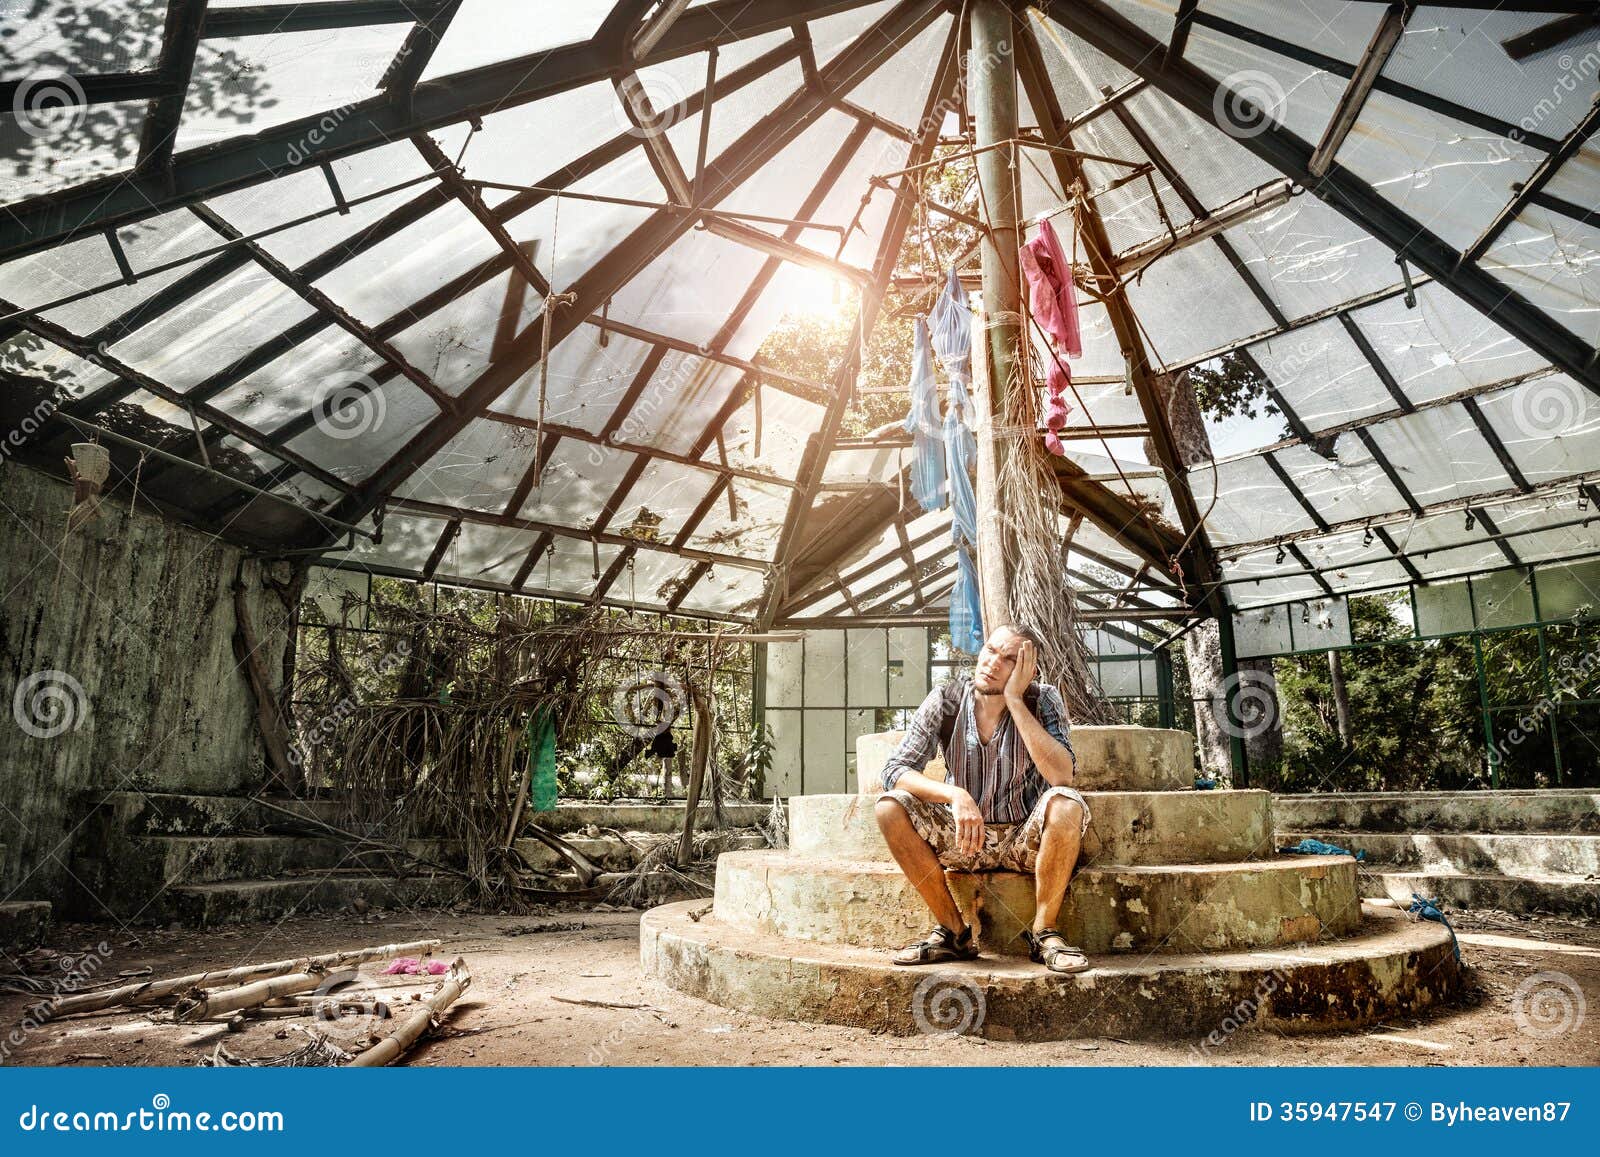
top-left (386, 497), bottom-right (770, 572)
top-left (1308, 3), bottom-right (1409, 178)
top-left (135, 2), bottom-right (209, 183)
top-left (0, 0), bottom-right (851, 260)
top-left (755, 10), bottom-right (960, 629)
top-left (1462, 395), bottom-right (1534, 493)
top-left (1043, 0), bottom-right (1600, 401)
top-left (201, 1), bottom-right (453, 37)
top-left (1215, 466), bottom-right (1599, 558)
top-left (1186, 10), bottom-right (1564, 153)
top-left (1464, 95), bottom-right (1600, 264)
top-left (1018, 19), bottom-right (1222, 611)
top-left (329, 0), bottom-right (946, 542)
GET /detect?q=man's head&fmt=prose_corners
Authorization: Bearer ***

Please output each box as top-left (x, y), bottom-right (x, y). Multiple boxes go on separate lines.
top-left (972, 623), bottom-right (1044, 696)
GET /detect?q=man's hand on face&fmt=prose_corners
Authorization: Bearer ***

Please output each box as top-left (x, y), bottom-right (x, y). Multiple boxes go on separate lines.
top-left (952, 789), bottom-right (985, 856)
top-left (1004, 639), bottom-right (1037, 705)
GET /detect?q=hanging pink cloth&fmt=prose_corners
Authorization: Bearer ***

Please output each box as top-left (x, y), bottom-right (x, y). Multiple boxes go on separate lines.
top-left (1019, 217), bottom-right (1081, 456)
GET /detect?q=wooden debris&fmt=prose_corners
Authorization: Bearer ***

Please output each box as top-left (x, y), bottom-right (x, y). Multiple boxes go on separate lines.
top-left (42, 939), bottom-right (442, 1020)
top-left (348, 958), bottom-right (471, 1068)
top-left (175, 970), bottom-right (328, 1024)
top-left (551, 996), bottom-right (660, 1011)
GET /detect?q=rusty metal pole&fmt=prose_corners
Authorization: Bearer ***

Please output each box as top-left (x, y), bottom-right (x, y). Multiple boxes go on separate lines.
top-left (968, 0), bottom-right (1020, 630)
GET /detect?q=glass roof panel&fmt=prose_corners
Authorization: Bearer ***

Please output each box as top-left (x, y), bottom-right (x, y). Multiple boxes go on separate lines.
top-left (106, 264), bottom-right (320, 390)
top-left (176, 24), bottom-right (411, 150)
top-left (1479, 207), bottom-right (1600, 351)
top-left (1365, 403), bottom-right (1514, 508)
top-left (1335, 92), bottom-right (1542, 254)
top-left (419, 0), bottom-right (613, 81)
top-left (1387, 8), bottom-right (1600, 142)
top-left (0, 99), bottom-right (144, 203)
top-left (0, 0), bottom-right (166, 78)
top-left (1348, 280), bottom-right (1546, 406)
top-left (283, 376), bottom-right (441, 485)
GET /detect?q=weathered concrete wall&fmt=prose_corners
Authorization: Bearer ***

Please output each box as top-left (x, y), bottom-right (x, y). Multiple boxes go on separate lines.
top-left (0, 460), bottom-right (292, 904)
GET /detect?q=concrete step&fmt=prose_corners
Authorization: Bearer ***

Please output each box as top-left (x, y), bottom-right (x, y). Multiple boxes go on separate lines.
top-left (711, 850), bottom-right (1360, 956)
top-left (641, 901), bottom-right (1462, 1041)
top-left (166, 872), bottom-right (463, 927)
top-left (858, 725), bottom-right (1196, 793)
top-left (0, 900), bottom-right (52, 952)
top-left (1362, 869), bottom-right (1600, 918)
top-left (96, 791), bottom-right (341, 837)
top-left (1273, 789), bottom-right (1600, 835)
top-left (139, 835), bottom-right (355, 885)
top-left (135, 829), bottom-right (771, 886)
top-left (539, 801), bottom-right (773, 836)
top-left (1283, 830), bottom-right (1600, 879)
top-left (513, 830), bottom-right (769, 873)
top-left (792, 791), bottom-right (1275, 867)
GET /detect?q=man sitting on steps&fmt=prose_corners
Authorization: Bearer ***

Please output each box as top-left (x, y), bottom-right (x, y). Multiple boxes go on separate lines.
top-left (875, 622), bottom-right (1093, 974)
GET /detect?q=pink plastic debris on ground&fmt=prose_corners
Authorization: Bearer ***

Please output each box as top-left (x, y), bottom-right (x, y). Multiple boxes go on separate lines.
top-left (381, 957), bottom-right (448, 975)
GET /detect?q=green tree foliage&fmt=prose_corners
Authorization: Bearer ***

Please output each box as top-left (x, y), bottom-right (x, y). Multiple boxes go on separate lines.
top-left (1256, 593), bottom-right (1486, 792)
top-left (1185, 350), bottom-right (1281, 427)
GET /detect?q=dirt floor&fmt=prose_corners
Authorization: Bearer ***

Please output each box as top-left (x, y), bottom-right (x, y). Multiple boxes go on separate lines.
top-left (4, 903), bottom-right (1598, 1067)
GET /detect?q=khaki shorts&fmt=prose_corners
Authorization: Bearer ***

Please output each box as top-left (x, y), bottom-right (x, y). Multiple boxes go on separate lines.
top-left (879, 785), bottom-right (1091, 873)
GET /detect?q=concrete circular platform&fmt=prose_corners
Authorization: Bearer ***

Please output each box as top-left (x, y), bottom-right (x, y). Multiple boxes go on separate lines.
top-left (856, 725), bottom-right (1195, 793)
top-left (712, 850), bottom-right (1360, 956)
top-left (791, 791), bottom-right (1275, 866)
top-left (640, 901), bottom-right (1462, 1041)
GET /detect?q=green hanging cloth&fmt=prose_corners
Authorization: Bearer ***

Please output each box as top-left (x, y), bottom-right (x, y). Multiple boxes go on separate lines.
top-left (529, 708), bottom-right (558, 813)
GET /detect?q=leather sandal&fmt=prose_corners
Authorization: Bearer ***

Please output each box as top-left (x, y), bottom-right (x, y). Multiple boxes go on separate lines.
top-left (1021, 928), bottom-right (1091, 974)
top-left (892, 924), bottom-right (979, 965)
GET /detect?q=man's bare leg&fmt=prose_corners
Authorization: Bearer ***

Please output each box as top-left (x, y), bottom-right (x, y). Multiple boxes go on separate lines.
top-left (875, 797), bottom-right (966, 932)
top-left (1031, 794), bottom-right (1085, 934)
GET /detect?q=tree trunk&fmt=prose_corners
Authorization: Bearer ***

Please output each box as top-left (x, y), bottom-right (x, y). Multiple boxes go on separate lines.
top-left (1154, 372), bottom-right (1282, 775)
top-left (1328, 649), bottom-right (1352, 745)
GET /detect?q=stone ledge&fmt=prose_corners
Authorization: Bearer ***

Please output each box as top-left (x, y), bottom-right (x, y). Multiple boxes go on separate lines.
top-left (0, 900), bottom-right (52, 952)
top-left (793, 790), bottom-right (1274, 866)
top-left (856, 725), bottom-right (1196, 793)
top-left (640, 901), bottom-right (1462, 1041)
top-left (712, 850), bottom-right (1360, 956)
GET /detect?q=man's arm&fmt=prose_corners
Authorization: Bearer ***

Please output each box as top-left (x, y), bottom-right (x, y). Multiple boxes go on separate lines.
top-left (881, 687), bottom-right (986, 854)
top-left (1004, 644), bottom-right (1077, 787)
top-left (880, 690), bottom-right (958, 803)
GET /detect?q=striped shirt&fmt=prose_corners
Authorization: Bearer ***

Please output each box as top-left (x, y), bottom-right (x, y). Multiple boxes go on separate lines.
top-left (880, 679), bottom-right (1074, 824)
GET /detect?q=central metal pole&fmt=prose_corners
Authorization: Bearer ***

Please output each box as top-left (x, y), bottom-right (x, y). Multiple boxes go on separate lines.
top-left (968, 0), bottom-right (1020, 631)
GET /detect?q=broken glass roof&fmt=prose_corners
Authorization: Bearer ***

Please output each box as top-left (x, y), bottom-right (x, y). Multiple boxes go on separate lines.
top-left (1, 0), bottom-right (1596, 635)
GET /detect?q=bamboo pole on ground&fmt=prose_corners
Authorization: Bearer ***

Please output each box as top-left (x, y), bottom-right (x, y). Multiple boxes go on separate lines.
top-left (40, 939), bottom-right (442, 1019)
top-left (347, 959), bottom-right (471, 1067)
top-left (176, 969), bottom-right (328, 1023)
